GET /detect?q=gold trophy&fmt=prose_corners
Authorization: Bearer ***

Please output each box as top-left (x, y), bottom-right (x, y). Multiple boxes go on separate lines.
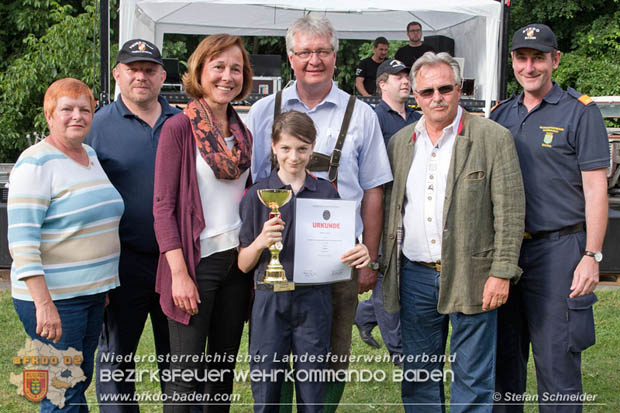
top-left (257, 189), bottom-right (295, 291)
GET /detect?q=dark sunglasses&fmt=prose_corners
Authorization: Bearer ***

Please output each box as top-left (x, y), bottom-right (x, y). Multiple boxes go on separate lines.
top-left (415, 84), bottom-right (458, 98)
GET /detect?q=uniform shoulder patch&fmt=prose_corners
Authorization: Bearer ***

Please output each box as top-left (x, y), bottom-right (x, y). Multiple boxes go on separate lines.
top-left (578, 95), bottom-right (593, 105)
top-left (567, 87), bottom-right (593, 105)
top-left (490, 96), bottom-right (514, 113)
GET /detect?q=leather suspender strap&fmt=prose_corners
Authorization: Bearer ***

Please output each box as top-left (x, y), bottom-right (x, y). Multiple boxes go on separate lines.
top-left (327, 94), bottom-right (356, 183)
top-left (270, 91), bottom-right (283, 170)
top-left (273, 90), bottom-right (282, 119)
top-left (269, 92), bottom-right (356, 185)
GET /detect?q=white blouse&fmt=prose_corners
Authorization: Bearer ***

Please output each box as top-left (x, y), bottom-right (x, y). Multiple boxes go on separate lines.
top-left (195, 137), bottom-right (249, 258)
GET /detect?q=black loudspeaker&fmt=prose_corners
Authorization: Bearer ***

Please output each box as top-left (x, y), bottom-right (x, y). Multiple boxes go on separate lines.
top-left (0, 193), bottom-right (11, 269)
top-left (424, 35), bottom-right (455, 56)
top-left (601, 206), bottom-right (620, 274)
top-left (163, 58), bottom-right (181, 85)
top-left (249, 54), bottom-right (281, 77)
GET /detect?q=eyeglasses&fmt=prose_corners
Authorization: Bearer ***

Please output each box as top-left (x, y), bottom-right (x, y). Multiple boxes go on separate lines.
top-left (291, 49), bottom-right (334, 60)
top-left (415, 84), bottom-right (459, 98)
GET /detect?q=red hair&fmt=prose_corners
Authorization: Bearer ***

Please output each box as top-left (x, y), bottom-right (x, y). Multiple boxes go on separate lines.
top-left (44, 78), bottom-right (95, 118)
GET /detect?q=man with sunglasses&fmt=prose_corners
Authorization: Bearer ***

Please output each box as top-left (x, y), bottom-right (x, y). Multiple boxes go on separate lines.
top-left (247, 15), bottom-right (392, 412)
top-left (491, 24), bottom-right (608, 413)
top-left (381, 51), bottom-right (525, 411)
top-left (395, 22), bottom-right (435, 68)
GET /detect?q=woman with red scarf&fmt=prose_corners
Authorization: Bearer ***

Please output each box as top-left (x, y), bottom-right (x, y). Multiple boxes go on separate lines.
top-left (153, 34), bottom-right (254, 413)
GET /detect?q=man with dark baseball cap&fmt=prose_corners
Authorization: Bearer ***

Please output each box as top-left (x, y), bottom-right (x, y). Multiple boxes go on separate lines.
top-left (115, 38), bottom-right (164, 66)
top-left (491, 24), bottom-right (608, 413)
top-left (353, 59), bottom-right (413, 362)
top-left (86, 38), bottom-right (179, 412)
top-left (373, 58), bottom-right (421, 144)
top-left (510, 23), bottom-right (558, 52)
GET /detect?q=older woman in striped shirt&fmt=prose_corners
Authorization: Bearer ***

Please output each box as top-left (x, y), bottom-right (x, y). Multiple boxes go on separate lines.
top-left (8, 78), bottom-right (124, 412)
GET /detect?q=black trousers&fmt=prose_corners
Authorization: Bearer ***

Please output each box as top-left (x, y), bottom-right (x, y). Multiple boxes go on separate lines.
top-left (164, 249), bottom-right (251, 413)
top-left (97, 247), bottom-right (170, 413)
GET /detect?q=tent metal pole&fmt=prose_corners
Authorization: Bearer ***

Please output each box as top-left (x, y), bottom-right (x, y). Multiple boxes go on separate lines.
top-left (99, 0), bottom-right (110, 107)
top-left (498, 0), bottom-right (511, 100)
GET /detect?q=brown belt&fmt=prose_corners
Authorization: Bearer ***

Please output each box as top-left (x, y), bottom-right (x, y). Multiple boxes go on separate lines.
top-left (414, 261), bottom-right (442, 272)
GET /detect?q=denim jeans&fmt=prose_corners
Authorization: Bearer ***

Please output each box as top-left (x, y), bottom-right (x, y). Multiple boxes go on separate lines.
top-left (14, 292), bottom-right (106, 413)
top-left (400, 259), bottom-right (497, 413)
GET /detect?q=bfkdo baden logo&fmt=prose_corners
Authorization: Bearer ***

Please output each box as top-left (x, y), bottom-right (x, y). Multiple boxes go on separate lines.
top-left (23, 370), bottom-right (49, 402)
top-left (10, 338), bottom-right (85, 408)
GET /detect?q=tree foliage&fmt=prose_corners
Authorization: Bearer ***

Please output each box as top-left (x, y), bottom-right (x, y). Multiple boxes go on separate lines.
top-left (0, 2), bottom-right (101, 161)
top-left (506, 0), bottom-right (620, 96)
top-left (0, 0), bottom-right (84, 72)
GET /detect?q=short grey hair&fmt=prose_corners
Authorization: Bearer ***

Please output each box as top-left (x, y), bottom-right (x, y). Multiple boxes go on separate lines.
top-left (410, 52), bottom-right (462, 91)
top-left (285, 15), bottom-right (339, 55)
top-left (375, 72), bottom-right (390, 97)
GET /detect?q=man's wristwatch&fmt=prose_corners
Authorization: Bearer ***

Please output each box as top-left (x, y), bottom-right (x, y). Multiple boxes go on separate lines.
top-left (584, 250), bottom-right (603, 263)
top-left (367, 261), bottom-right (380, 271)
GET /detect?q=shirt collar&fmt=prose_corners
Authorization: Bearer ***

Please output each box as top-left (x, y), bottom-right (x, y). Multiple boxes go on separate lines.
top-left (282, 80), bottom-right (339, 110)
top-left (116, 95), bottom-right (174, 118)
top-left (415, 106), bottom-right (463, 146)
top-left (378, 99), bottom-right (415, 116)
top-left (516, 82), bottom-right (562, 107)
top-left (268, 169), bottom-right (318, 193)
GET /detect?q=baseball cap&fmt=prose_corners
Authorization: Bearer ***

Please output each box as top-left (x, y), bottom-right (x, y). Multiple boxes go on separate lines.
top-left (511, 24), bottom-right (558, 53)
top-left (116, 39), bottom-right (163, 66)
top-left (376, 59), bottom-right (409, 78)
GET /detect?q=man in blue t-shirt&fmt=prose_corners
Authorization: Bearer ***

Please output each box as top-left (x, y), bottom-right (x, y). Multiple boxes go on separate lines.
top-left (491, 24), bottom-right (609, 413)
top-left (86, 39), bottom-right (180, 412)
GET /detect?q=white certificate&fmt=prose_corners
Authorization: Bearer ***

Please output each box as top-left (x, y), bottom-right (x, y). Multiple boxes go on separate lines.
top-left (293, 198), bottom-right (356, 284)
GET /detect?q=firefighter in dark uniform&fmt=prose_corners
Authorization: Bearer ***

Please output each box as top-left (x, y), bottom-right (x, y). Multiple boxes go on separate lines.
top-left (491, 24), bottom-right (609, 413)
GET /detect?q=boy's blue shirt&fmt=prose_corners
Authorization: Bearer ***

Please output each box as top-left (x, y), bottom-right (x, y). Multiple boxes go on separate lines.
top-left (239, 169), bottom-right (339, 282)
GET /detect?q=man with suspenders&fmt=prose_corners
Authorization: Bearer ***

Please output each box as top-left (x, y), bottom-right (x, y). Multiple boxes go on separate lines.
top-left (247, 15), bottom-right (392, 412)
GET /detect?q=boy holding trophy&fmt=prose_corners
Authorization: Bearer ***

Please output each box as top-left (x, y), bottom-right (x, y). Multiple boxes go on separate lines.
top-left (239, 111), bottom-right (370, 412)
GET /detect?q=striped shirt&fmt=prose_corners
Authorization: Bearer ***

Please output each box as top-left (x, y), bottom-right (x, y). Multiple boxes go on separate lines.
top-left (8, 141), bottom-right (124, 301)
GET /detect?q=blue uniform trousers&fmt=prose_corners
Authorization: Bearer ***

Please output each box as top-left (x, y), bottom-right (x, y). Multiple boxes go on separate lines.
top-left (96, 247), bottom-right (171, 413)
top-left (400, 259), bottom-right (497, 413)
top-left (355, 273), bottom-right (402, 358)
top-left (250, 286), bottom-right (332, 413)
top-left (494, 232), bottom-right (596, 413)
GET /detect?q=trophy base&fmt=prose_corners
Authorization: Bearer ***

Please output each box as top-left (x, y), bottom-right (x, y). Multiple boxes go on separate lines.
top-left (256, 280), bottom-right (296, 292)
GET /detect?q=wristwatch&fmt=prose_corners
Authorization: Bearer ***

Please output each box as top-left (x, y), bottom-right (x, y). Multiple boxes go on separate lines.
top-left (584, 250), bottom-right (603, 263)
top-left (367, 261), bottom-right (380, 271)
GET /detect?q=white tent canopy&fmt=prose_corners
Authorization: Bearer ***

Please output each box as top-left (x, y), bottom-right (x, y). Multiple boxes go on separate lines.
top-left (120, 0), bottom-right (505, 112)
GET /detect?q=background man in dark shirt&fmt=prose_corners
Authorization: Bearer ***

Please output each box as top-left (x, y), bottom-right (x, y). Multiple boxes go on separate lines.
top-left (355, 58), bottom-right (420, 362)
top-left (374, 58), bottom-right (421, 145)
top-left (395, 21), bottom-right (435, 68)
top-left (355, 36), bottom-right (389, 96)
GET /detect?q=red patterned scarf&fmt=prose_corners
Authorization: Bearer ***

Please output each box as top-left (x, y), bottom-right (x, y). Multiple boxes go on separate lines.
top-left (184, 98), bottom-right (252, 180)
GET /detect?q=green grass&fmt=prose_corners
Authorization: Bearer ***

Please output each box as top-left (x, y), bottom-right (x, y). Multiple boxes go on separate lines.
top-left (1, 290), bottom-right (619, 412)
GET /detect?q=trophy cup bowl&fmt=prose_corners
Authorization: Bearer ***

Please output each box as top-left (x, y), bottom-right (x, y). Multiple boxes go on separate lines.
top-left (257, 189), bottom-right (294, 290)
